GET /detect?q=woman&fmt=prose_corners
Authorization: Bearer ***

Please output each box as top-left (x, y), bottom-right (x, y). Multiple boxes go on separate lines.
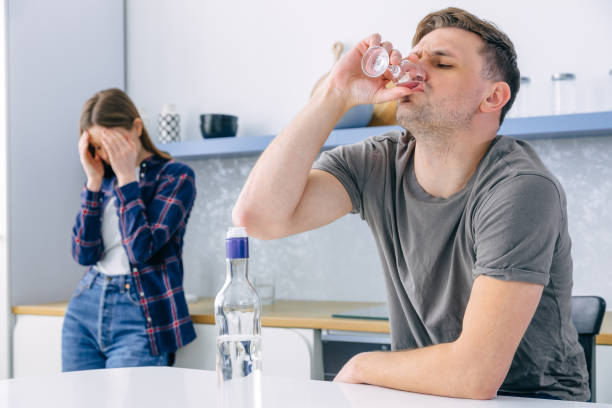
top-left (62, 88), bottom-right (197, 371)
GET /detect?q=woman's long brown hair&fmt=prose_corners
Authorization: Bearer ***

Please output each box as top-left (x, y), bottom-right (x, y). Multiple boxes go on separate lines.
top-left (79, 88), bottom-right (172, 161)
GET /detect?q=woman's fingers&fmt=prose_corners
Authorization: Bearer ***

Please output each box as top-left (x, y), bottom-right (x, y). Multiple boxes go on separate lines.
top-left (77, 130), bottom-right (104, 183)
top-left (99, 131), bottom-right (115, 160)
top-left (101, 129), bottom-right (123, 156)
top-left (106, 129), bottom-right (133, 154)
top-left (110, 129), bottom-right (127, 147)
top-left (79, 132), bottom-right (98, 166)
top-left (100, 128), bottom-right (138, 179)
top-left (90, 150), bottom-right (101, 165)
top-left (78, 131), bottom-right (90, 155)
top-left (123, 136), bottom-right (135, 152)
top-left (78, 131), bottom-right (88, 146)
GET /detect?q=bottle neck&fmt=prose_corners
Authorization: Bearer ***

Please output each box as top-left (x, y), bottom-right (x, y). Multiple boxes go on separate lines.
top-left (225, 236), bottom-right (250, 282)
top-left (226, 258), bottom-right (249, 282)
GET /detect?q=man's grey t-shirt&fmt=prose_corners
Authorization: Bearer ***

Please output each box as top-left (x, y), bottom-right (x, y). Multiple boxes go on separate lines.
top-left (313, 131), bottom-right (589, 401)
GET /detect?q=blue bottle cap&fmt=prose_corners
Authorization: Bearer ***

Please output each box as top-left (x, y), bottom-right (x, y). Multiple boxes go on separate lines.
top-left (226, 227), bottom-right (249, 259)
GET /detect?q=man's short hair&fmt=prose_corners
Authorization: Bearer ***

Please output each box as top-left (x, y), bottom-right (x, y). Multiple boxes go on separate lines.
top-left (413, 7), bottom-right (520, 126)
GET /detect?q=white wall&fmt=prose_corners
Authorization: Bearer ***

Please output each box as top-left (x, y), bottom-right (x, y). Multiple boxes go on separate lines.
top-left (127, 0), bottom-right (612, 141)
top-left (7, 0), bottom-right (125, 306)
top-left (0, 0), bottom-right (8, 380)
top-left (126, 0), bottom-right (612, 307)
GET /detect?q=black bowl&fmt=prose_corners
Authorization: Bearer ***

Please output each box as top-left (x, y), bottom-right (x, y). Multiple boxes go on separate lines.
top-left (200, 114), bottom-right (238, 139)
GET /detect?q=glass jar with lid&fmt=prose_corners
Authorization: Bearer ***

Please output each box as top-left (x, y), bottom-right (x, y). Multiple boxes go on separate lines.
top-left (509, 76), bottom-right (531, 118)
top-left (551, 72), bottom-right (576, 115)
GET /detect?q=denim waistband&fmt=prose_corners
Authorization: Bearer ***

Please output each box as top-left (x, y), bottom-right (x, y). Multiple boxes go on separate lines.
top-left (84, 267), bottom-right (134, 291)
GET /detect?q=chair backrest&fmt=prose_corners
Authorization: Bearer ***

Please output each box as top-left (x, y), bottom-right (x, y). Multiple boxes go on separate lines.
top-left (571, 296), bottom-right (606, 402)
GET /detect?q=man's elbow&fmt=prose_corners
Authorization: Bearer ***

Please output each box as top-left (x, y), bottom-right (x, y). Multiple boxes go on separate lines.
top-left (459, 363), bottom-right (506, 400)
top-left (463, 381), bottom-right (500, 400)
top-left (231, 204), bottom-right (248, 231)
top-left (231, 205), bottom-right (286, 240)
top-left (451, 342), bottom-right (506, 400)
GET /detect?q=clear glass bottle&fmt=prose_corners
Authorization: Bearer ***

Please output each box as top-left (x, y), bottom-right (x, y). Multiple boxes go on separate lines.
top-left (215, 227), bottom-right (262, 408)
top-left (551, 72), bottom-right (577, 115)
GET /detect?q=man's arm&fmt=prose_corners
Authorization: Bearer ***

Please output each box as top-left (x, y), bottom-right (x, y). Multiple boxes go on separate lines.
top-left (232, 89), bottom-right (353, 240)
top-left (334, 275), bottom-right (544, 400)
top-left (232, 34), bottom-right (414, 240)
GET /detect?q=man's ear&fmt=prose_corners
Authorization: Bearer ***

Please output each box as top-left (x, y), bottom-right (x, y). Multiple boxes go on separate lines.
top-left (480, 81), bottom-right (511, 113)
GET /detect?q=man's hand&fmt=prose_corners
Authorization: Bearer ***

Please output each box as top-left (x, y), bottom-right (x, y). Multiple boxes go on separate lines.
top-left (100, 129), bottom-right (138, 187)
top-left (320, 33), bottom-right (415, 108)
top-left (233, 34), bottom-right (416, 241)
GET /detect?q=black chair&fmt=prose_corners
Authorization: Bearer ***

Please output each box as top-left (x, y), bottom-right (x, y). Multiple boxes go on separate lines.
top-left (571, 296), bottom-right (606, 402)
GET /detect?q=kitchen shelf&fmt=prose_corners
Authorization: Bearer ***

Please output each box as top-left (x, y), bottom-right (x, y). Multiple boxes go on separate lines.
top-left (157, 111), bottom-right (612, 159)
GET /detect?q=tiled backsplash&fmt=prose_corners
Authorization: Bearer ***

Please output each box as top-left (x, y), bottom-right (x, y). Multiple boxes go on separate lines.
top-left (180, 135), bottom-right (612, 307)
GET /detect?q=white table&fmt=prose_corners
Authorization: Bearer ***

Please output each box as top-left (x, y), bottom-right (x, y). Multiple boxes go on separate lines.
top-left (0, 367), bottom-right (610, 408)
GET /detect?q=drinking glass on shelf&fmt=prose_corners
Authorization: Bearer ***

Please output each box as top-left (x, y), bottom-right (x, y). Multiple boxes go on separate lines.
top-left (253, 274), bottom-right (275, 305)
top-left (551, 72), bottom-right (577, 115)
top-left (361, 45), bottom-right (425, 84)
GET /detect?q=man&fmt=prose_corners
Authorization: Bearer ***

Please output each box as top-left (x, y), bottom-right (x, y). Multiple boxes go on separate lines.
top-left (233, 7), bottom-right (589, 401)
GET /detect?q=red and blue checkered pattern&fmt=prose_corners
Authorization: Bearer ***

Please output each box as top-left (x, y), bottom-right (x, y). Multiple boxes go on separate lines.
top-left (71, 155), bottom-right (197, 355)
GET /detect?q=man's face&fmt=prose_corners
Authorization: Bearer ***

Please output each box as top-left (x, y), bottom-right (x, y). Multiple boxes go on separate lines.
top-left (396, 27), bottom-right (492, 134)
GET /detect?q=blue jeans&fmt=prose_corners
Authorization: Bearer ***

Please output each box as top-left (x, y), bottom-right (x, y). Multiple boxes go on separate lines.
top-left (62, 269), bottom-right (169, 371)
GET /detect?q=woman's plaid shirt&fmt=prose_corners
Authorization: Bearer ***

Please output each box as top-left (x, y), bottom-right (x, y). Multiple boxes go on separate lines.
top-left (71, 155), bottom-right (197, 355)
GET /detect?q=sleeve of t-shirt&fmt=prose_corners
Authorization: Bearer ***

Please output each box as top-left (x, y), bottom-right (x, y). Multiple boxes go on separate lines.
top-left (312, 137), bottom-right (381, 219)
top-left (472, 174), bottom-right (564, 286)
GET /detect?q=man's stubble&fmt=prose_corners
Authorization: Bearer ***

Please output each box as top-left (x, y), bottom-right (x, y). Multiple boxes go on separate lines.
top-left (396, 92), bottom-right (479, 147)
